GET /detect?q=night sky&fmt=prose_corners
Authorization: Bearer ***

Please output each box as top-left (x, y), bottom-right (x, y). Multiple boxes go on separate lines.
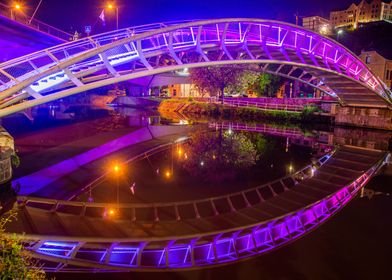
top-left (2, 0), bottom-right (360, 34)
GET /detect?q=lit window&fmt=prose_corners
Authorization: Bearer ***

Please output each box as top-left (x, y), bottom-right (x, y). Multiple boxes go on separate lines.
top-left (365, 56), bottom-right (371, 64)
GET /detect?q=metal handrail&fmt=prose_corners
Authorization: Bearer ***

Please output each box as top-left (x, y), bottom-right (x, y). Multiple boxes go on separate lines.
top-left (14, 151), bottom-right (387, 244)
top-left (17, 151), bottom-right (333, 211)
top-left (0, 2), bottom-right (71, 41)
top-left (0, 18), bottom-right (387, 98)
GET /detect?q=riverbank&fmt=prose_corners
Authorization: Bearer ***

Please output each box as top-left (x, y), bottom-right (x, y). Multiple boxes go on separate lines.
top-left (158, 99), bottom-right (331, 124)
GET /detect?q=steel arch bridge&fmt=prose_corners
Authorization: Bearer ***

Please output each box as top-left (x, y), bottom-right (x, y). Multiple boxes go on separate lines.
top-left (0, 18), bottom-right (392, 117)
top-left (5, 143), bottom-right (389, 272)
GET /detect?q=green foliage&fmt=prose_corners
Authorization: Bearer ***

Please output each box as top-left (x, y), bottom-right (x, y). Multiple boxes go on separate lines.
top-left (10, 153), bottom-right (20, 168)
top-left (190, 65), bottom-right (286, 97)
top-left (183, 130), bottom-right (258, 182)
top-left (0, 210), bottom-right (47, 280)
top-left (226, 70), bottom-right (259, 95)
top-left (243, 132), bottom-right (268, 155)
top-left (255, 73), bottom-right (282, 97)
top-left (300, 105), bottom-right (322, 121)
top-left (258, 73), bottom-right (271, 94)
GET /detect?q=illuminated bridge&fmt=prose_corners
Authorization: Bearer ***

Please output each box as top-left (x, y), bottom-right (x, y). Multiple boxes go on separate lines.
top-left (5, 145), bottom-right (389, 272)
top-left (1, 18), bottom-right (392, 117)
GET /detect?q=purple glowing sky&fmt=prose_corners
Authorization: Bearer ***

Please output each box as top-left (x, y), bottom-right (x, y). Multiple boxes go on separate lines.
top-left (1, 0), bottom-right (358, 33)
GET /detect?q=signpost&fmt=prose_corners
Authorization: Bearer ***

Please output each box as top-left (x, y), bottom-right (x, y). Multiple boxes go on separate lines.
top-left (85, 25), bottom-right (92, 37)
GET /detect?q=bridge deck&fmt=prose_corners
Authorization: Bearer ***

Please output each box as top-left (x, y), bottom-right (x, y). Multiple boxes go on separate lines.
top-left (7, 146), bottom-right (385, 241)
top-left (3, 145), bottom-right (387, 271)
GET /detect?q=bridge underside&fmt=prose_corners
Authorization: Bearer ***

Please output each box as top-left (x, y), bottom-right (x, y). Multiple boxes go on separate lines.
top-left (0, 19), bottom-right (391, 117)
top-left (6, 145), bottom-right (387, 272)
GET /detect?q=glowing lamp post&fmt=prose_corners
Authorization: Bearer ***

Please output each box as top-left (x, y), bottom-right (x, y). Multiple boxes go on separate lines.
top-left (165, 170), bottom-right (171, 179)
top-left (337, 29), bottom-right (344, 42)
top-left (11, 3), bottom-right (22, 20)
top-left (106, 2), bottom-right (119, 30)
top-left (288, 164), bottom-right (294, 174)
top-left (177, 148), bottom-right (183, 158)
top-left (112, 164), bottom-right (121, 204)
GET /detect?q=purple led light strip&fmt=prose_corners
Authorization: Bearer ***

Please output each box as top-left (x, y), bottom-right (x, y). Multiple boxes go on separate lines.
top-left (24, 153), bottom-right (386, 272)
top-left (1, 19), bottom-right (391, 117)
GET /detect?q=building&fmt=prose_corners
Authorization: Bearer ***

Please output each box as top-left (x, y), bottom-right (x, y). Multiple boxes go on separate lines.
top-left (164, 84), bottom-right (204, 98)
top-left (360, 50), bottom-right (392, 89)
top-left (381, 1), bottom-right (392, 20)
top-left (302, 16), bottom-right (332, 35)
top-left (330, 0), bottom-right (392, 29)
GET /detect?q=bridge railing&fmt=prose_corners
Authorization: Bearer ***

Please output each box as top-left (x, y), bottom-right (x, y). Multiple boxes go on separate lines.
top-left (0, 2), bottom-right (71, 41)
top-left (221, 98), bottom-right (308, 112)
top-left (17, 152), bottom-right (333, 223)
top-left (17, 153), bottom-right (387, 272)
top-left (0, 19), bottom-right (389, 103)
top-left (208, 121), bottom-right (315, 140)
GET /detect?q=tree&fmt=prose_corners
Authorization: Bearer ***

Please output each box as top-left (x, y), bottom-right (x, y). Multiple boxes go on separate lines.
top-left (190, 66), bottom-right (284, 98)
top-left (182, 129), bottom-right (259, 182)
top-left (190, 66), bottom-right (244, 102)
top-left (227, 70), bottom-right (259, 95)
top-left (253, 73), bottom-right (282, 97)
top-left (0, 209), bottom-right (47, 279)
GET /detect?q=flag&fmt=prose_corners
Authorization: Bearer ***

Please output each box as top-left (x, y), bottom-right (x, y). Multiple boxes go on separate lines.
top-left (130, 182), bottom-right (136, 195)
top-left (99, 10), bottom-right (105, 26)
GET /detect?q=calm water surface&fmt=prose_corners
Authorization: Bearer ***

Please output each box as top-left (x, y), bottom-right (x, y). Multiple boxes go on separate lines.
top-left (1, 105), bottom-right (391, 280)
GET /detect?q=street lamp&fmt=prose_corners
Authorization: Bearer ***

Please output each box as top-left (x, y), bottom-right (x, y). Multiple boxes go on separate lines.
top-left (10, 2), bottom-right (22, 20)
top-left (106, 2), bottom-right (119, 30)
top-left (165, 170), bottom-right (171, 179)
top-left (112, 163), bottom-right (121, 204)
top-left (337, 29), bottom-right (344, 42)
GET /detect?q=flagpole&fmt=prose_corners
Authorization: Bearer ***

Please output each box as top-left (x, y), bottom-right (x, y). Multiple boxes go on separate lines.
top-left (116, 7), bottom-right (119, 30)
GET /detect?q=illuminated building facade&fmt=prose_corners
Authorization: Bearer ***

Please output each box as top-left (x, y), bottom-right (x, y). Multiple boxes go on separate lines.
top-left (330, 0), bottom-right (392, 29)
top-left (360, 50), bottom-right (392, 89)
top-left (302, 16), bottom-right (332, 35)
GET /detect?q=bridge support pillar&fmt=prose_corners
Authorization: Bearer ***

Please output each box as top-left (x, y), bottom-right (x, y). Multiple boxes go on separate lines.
top-left (331, 104), bottom-right (392, 130)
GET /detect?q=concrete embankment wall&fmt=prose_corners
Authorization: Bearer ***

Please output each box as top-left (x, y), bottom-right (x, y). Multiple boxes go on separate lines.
top-left (332, 127), bottom-right (392, 151)
top-left (333, 105), bottom-right (392, 130)
top-left (113, 96), bottom-right (161, 107)
top-left (158, 99), bottom-right (332, 124)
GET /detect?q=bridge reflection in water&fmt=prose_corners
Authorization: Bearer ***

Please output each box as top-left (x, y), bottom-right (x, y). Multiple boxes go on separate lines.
top-left (5, 122), bottom-right (389, 272)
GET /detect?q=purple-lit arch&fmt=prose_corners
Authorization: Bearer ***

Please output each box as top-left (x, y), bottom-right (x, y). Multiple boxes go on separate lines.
top-left (0, 19), bottom-right (391, 116)
top-left (6, 143), bottom-right (389, 272)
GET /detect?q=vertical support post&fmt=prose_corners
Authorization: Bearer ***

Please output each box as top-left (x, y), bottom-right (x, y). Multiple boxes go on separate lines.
top-left (131, 207), bottom-right (136, 222)
top-left (174, 204), bottom-right (181, 221)
top-left (227, 197), bottom-right (236, 212)
top-left (241, 192), bottom-right (251, 207)
top-left (154, 206), bottom-right (159, 222)
top-left (193, 202), bottom-right (201, 219)
top-left (210, 199), bottom-right (219, 216)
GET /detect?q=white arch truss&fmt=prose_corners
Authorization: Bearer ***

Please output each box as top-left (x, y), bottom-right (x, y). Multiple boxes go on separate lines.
top-left (0, 18), bottom-right (391, 117)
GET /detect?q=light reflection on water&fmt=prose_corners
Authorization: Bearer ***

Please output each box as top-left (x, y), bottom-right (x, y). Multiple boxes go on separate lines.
top-left (1, 105), bottom-right (392, 279)
top-left (75, 128), bottom-right (322, 204)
